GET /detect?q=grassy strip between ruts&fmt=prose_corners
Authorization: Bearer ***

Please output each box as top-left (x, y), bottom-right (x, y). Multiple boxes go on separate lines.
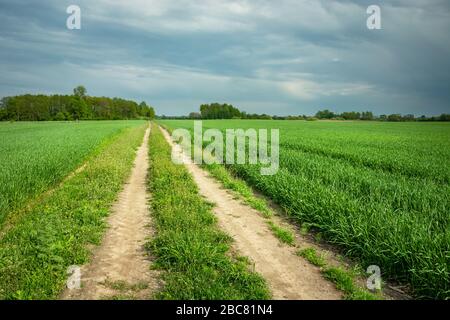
top-left (0, 124), bottom-right (147, 299)
top-left (146, 125), bottom-right (270, 299)
top-left (297, 248), bottom-right (380, 300)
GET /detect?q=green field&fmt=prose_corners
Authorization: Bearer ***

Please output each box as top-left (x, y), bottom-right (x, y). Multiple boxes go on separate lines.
top-left (0, 119), bottom-right (448, 299)
top-left (0, 121), bottom-right (147, 299)
top-left (159, 120), bottom-right (450, 299)
top-left (0, 121), bottom-right (145, 226)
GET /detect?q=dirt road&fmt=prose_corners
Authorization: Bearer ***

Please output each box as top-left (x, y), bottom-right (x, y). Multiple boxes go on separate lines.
top-left (61, 125), bottom-right (159, 300)
top-left (160, 126), bottom-right (341, 300)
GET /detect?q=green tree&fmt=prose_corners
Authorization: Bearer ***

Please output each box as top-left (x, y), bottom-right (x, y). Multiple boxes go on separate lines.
top-left (148, 107), bottom-right (155, 119)
top-left (361, 111), bottom-right (374, 120)
top-left (341, 111), bottom-right (361, 120)
top-left (0, 91), bottom-right (153, 121)
top-left (73, 85), bottom-right (87, 98)
top-left (387, 114), bottom-right (402, 122)
top-left (0, 107), bottom-right (7, 121)
top-left (54, 111), bottom-right (66, 121)
top-left (189, 112), bottom-right (201, 119)
top-left (68, 97), bottom-right (91, 120)
top-left (418, 115), bottom-right (427, 121)
top-left (138, 102), bottom-right (149, 117)
top-left (315, 109), bottom-right (335, 119)
top-left (200, 103), bottom-right (242, 119)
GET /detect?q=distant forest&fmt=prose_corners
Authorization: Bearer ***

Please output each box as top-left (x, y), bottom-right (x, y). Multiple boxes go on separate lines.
top-left (160, 103), bottom-right (450, 122)
top-left (2, 94), bottom-right (449, 122)
top-left (0, 86), bottom-right (155, 121)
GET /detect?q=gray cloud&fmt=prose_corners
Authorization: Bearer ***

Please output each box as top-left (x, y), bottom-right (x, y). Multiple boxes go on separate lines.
top-left (0, 0), bottom-right (449, 116)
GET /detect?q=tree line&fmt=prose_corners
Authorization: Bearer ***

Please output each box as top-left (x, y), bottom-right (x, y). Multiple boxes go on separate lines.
top-left (0, 86), bottom-right (155, 121)
top-left (314, 109), bottom-right (450, 122)
top-left (199, 103), bottom-right (242, 119)
top-left (315, 109), bottom-right (375, 120)
top-left (165, 104), bottom-right (450, 122)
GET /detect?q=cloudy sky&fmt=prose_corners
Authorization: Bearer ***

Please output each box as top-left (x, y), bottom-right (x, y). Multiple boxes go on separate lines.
top-left (0, 0), bottom-right (449, 116)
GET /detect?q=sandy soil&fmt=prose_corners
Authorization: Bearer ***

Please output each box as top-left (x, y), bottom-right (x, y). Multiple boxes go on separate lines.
top-left (61, 125), bottom-right (160, 300)
top-left (160, 126), bottom-right (341, 300)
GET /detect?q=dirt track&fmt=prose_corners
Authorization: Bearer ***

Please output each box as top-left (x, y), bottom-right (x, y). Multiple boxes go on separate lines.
top-left (61, 125), bottom-right (159, 300)
top-left (160, 126), bottom-right (341, 300)
top-left (60, 123), bottom-right (341, 300)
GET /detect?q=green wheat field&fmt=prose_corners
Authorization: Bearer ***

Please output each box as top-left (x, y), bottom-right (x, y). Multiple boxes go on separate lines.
top-left (0, 120), bottom-right (449, 299)
top-left (160, 120), bottom-right (450, 299)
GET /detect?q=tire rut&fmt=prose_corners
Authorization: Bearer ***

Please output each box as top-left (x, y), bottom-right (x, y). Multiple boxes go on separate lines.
top-left (61, 125), bottom-right (160, 300)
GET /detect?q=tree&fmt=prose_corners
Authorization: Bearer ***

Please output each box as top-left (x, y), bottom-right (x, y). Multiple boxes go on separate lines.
top-left (418, 115), bottom-right (427, 121)
top-left (0, 107), bottom-right (7, 121)
top-left (361, 111), bottom-right (374, 120)
top-left (138, 102), bottom-right (148, 117)
top-left (0, 92), bottom-right (155, 121)
top-left (0, 97), bottom-right (9, 120)
top-left (259, 113), bottom-right (272, 120)
top-left (68, 97), bottom-right (91, 120)
top-left (73, 85), bottom-right (86, 98)
top-left (54, 111), bottom-right (66, 121)
top-left (315, 109), bottom-right (335, 119)
top-left (200, 103), bottom-right (242, 119)
top-left (189, 112), bottom-right (201, 119)
top-left (341, 111), bottom-right (361, 120)
top-left (148, 107), bottom-right (155, 119)
top-left (387, 114), bottom-right (402, 122)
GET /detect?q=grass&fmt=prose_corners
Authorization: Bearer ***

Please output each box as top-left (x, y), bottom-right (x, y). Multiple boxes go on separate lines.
top-left (0, 120), bottom-right (146, 227)
top-left (297, 247), bottom-right (326, 268)
top-left (102, 279), bottom-right (149, 292)
top-left (146, 125), bottom-right (270, 300)
top-left (160, 119), bottom-right (450, 299)
top-left (0, 123), bottom-right (147, 299)
top-left (297, 248), bottom-right (379, 300)
top-left (266, 221), bottom-right (295, 246)
top-left (100, 279), bottom-right (150, 300)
